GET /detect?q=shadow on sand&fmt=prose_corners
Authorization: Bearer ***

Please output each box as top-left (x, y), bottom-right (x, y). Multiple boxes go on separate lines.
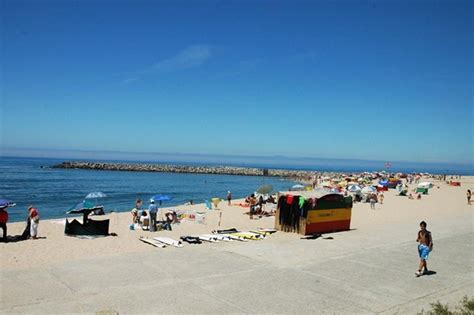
top-left (1, 235), bottom-right (47, 243)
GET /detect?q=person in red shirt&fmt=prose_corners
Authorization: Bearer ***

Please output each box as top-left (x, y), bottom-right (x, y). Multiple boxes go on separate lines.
top-left (0, 207), bottom-right (8, 241)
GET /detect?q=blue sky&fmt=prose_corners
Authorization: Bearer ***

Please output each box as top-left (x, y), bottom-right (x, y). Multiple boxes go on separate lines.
top-left (1, 0), bottom-right (473, 165)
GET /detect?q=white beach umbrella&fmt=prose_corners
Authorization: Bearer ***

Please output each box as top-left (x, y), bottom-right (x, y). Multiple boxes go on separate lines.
top-left (361, 186), bottom-right (376, 194)
top-left (347, 184), bottom-right (361, 192)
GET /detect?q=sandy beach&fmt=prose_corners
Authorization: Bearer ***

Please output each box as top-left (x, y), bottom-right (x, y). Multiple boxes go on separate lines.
top-left (1, 176), bottom-right (473, 314)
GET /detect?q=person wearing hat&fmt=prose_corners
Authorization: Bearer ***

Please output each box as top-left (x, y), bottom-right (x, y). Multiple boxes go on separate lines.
top-left (226, 191), bottom-right (232, 206)
top-left (148, 200), bottom-right (158, 232)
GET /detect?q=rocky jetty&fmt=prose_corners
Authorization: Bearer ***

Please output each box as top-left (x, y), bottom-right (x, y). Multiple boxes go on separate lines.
top-left (52, 161), bottom-right (319, 180)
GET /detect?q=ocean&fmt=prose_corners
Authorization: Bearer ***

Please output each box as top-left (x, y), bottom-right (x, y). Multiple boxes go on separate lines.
top-left (0, 157), bottom-right (298, 222)
top-left (1, 156), bottom-right (472, 222)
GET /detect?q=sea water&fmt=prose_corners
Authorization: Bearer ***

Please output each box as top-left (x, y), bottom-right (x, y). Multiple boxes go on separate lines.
top-left (0, 157), bottom-right (298, 222)
top-left (1, 156), bottom-right (472, 222)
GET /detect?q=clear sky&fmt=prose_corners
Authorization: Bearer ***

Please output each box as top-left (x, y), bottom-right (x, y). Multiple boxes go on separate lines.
top-left (1, 0), bottom-right (473, 165)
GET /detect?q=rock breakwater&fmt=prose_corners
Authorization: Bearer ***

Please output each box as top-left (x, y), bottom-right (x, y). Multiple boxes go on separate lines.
top-left (52, 161), bottom-right (318, 180)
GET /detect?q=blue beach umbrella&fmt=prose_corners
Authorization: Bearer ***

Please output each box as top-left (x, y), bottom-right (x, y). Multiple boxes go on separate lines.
top-left (151, 194), bottom-right (172, 206)
top-left (0, 199), bottom-right (15, 208)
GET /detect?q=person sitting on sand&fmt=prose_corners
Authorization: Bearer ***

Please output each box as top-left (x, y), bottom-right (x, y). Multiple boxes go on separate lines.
top-left (408, 193), bottom-right (414, 200)
top-left (417, 193), bottom-right (422, 200)
top-left (266, 195), bottom-right (276, 204)
top-left (131, 199), bottom-right (142, 224)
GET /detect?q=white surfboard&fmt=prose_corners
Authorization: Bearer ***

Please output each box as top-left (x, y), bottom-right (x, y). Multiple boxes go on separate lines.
top-left (198, 235), bottom-right (219, 242)
top-left (212, 234), bottom-right (232, 241)
top-left (153, 237), bottom-right (183, 248)
top-left (139, 236), bottom-right (166, 248)
top-left (218, 234), bottom-right (248, 242)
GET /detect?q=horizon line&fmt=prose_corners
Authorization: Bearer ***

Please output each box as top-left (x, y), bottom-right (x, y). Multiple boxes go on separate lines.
top-left (1, 147), bottom-right (473, 167)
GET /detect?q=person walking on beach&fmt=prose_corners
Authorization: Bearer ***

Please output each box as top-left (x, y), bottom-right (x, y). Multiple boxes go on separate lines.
top-left (379, 192), bottom-right (384, 205)
top-left (28, 206), bottom-right (40, 239)
top-left (227, 191), bottom-right (232, 206)
top-left (369, 194), bottom-right (376, 210)
top-left (467, 190), bottom-right (471, 205)
top-left (415, 221), bottom-right (433, 276)
top-left (148, 200), bottom-right (158, 232)
top-left (0, 206), bottom-right (8, 242)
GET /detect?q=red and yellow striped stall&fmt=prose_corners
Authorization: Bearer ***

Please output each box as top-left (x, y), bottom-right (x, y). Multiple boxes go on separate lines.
top-left (275, 190), bottom-right (352, 235)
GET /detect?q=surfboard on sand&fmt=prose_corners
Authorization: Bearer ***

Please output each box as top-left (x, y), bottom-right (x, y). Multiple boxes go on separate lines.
top-left (212, 228), bottom-right (239, 234)
top-left (153, 236), bottom-right (184, 248)
top-left (212, 234), bottom-right (232, 241)
top-left (257, 228), bottom-right (277, 234)
top-left (230, 231), bottom-right (265, 240)
top-left (250, 229), bottom-right (276, 236)
top-left (216, 234), bottom-right (247, 241)
top-left (200, 234), bottom-right (232, 242)
top-left (198, 235), bottom-right (219, 242)
top-left (180, 236), bottom-right (202, 244)
top-left (139, 236), bottom-right (166, 248)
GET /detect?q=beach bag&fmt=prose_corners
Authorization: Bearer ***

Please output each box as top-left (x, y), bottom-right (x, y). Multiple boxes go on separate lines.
top-left (195, 211), bottom-right (206, 224)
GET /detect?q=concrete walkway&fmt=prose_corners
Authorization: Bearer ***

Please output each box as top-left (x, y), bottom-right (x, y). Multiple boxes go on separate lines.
top-left (1, 218), bottom-right (473, 314)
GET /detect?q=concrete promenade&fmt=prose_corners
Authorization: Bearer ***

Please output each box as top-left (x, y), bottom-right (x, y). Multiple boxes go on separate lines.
top-left (1, 212), bottom-right (472, 314)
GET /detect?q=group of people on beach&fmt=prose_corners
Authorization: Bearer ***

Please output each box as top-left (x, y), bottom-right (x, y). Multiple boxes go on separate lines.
top-left (130, 198), bottom-right (177, 232)
top-left (0, 206), bottom-right (40, 242)
top-left (244, 194), bottom-right (276, 219)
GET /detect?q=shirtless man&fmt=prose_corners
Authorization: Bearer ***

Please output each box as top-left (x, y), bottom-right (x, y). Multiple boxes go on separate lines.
top-left (416, 221), bottom-right (433, 276)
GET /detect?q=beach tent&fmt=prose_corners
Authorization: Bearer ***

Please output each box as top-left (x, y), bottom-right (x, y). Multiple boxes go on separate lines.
top-left (275, 189), bottom-right (352, 235)
top-left (416, 182), bottom-right (432, 194)
top-left (65, 203), bottom-right (109, 236)
top-left (418, 182), bottom-right (433, 189)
